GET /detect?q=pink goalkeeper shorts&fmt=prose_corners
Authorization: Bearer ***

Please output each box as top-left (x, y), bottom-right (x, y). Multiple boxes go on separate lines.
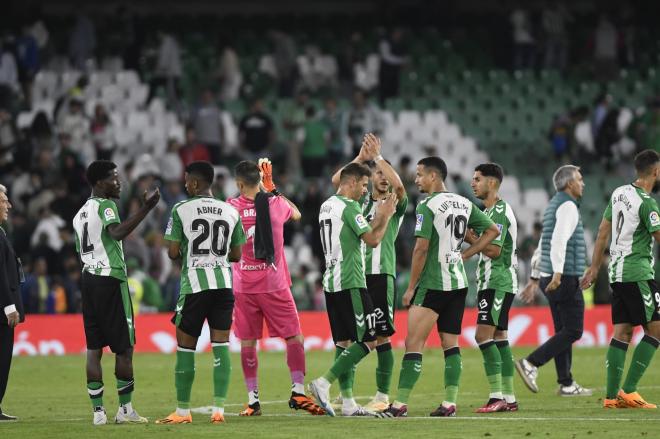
top-left (233, 288), bottom-right (302, 340)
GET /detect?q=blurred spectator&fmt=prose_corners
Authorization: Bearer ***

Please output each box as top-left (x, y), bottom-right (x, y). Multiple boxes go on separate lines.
top-left (90, 103), bottom-right (115, 160)
top-left (159, 139), bottom-right (184, 182)
top-left (148, 32), bottom-right (182, 105)
top-left (20, 257), bottom-right (63, 313)
top-left (0, 40), bottom-right (20, 103)
top-left (57, 97), bottom-right (93, 164)
top-left (511, 7), bottom-right (537, 70)
top-left (238, 98), bottom-right (274, 157)
top-left (53, 74), bottom-right (88, 122)
top-left (346, 89), bottom-right (383, 157)
top-left (216, 45), bottom-right (242, 102)
top-left (16, 25), bottom-right (40, 105)
top-left (161, 179), bottom-right (186, 209)
top-left (283, 91), bottom-right (309, 141)
top-left (145, 230), bottom-right (172, 286)
top-left (290, 265), bottom-right (314, 310)
top-left (178, 125), bottom-right (211, 169)
top-left (269, 30), bottom-right (298, 97)
top-left (193, 89), bottom-right (224, 164)
top-left (68, 12), bottom-right (97, 71)
top-left (548, 112), bottom-right (571, 159)
top-left (541, 3), bottom-right (571, 70)
top-left (592, 15), bottom-right (619, 81)
top-left (378, 28), bottom-right (408, 104)
top-left (31, 231), bottom-right (62, 276)
top-left (630, 98), bottom-right (660, 153)
top-left (30, 207), bottom-right (66, 252)
top-left (126, 257), bottom-right (163, 314)
top-left (161, 264), bottom-right (181, 312)
top-left (321, 97), bottom-right (346, 167)
top-left (398, 155), bottom-right (416, 194)
top-left (297, 106), bottom-right (328, 178)
top-left (591, 93), bottom-right (612, 139)
top-left (30, 110), bottom-right (54, 154)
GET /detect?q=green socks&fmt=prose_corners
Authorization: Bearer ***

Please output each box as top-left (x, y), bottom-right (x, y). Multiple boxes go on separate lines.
top-left (606, 338), bottom-right (628, 399)
top-left (334, 346), bottom-right (356, 399)
top-left (376, 343), bottom-right (394, 395)
top-left (444, 347), bottom-right (462, 405)
top-left (622, 335), bottom-right (658, 394)
top-left (479, 340), bottom-right (502, 398)
top-left (395, 352), bottom-right (422, 404)
top-left (212, 343), bottom-right (231, 407)
top-left (87, 381), bottom-right (104, 408)
top-left (116, 378), bottom-right (134, 405)
top-left (496, 340), bottom-right (515, 401)
top-left (175, 347), bottom-right (196, 409)
top-left (324, 343), bottom-right (370, 387)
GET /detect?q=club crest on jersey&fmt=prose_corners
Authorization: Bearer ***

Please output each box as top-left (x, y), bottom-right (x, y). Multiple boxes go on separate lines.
top-left (415, 214), bottom-right (423, 231)
top-left (650, 211), bottom-right (660, 227)
top-left (355, 214), bottom-right (368, 229)
top-left (104, 207), bottom-right (116, 221)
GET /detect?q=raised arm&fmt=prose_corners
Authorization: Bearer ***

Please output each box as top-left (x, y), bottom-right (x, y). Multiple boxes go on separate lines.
top-left (107, 189), bottom-right (160, 241)
top-left (360, 193), bottom-right (398, 247)
top-left (331, 139), bottom-right (372, 188)
top-left (365, 133), bottom-right (406, 200)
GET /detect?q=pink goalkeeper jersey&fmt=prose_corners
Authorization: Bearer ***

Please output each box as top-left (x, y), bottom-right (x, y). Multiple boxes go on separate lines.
top-left (229, 195), bottom-right (293, 293)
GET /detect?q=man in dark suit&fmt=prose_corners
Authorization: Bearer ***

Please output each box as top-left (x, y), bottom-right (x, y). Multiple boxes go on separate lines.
top-left (0, 184), bottom-right (24, 421)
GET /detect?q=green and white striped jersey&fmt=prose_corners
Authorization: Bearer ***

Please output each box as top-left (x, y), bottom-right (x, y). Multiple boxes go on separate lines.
top-left (476, 199), bottom-right (519, 294)
top-left (164, 196), bottom-right (246, 295)
top-left (319, 194), bottom-right (372, 292)
top-left (73, 197), bottom-right (127, 281)
top-left (604, 184), bottom-right (660, 283)
top-left (362, 193), bottom-right (408, 276)
top-left (415, 192), bottom-right (494, 291)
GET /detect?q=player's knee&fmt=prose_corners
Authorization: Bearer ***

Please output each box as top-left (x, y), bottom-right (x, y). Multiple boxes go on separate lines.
top-left (365, 340), bottom-right (378, 351)
top-left (645, 323), bottom-right (660, 340)
top-left (564, 327), bottom-right (583, 342)
top-left (474, 328), bottom-right (493, 344)
top-left (285, 334), bottom-right (304, 344)
top-left (613, 327), bottom-right (633, 342)
top-left (376, 336), bottom-right (390, 345)
top-left (241, 339), bottom-right (258, 348)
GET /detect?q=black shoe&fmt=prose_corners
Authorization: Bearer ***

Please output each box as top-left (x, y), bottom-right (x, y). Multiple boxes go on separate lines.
top-left (0, 409), bottom-right (17, 421)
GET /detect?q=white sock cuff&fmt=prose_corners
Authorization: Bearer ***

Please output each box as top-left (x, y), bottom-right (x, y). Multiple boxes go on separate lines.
top-left (478, 339), bottom-right (495, 346)
top-left (212, 342), bottom-right (230, 347)
top-left (177, 346), bottom-right (196, 352)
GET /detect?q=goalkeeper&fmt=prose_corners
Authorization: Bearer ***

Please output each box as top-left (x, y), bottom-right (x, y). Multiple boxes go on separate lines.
top-left (228, 159), bottom-right (325, 416)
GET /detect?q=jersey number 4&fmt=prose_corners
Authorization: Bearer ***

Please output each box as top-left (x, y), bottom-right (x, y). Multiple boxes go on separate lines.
top-left (191, 219), bottom-right (230, 256)
top-left (319, 218), bottom-right (333, 255)
top-left (82, 222), bottom-right (94, 254)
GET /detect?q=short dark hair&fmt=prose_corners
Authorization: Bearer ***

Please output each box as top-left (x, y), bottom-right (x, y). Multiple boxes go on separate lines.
top-left (86, 160), bottom-right (117, 186)
top-left (234, 160), bottom-right (261, 186)
top-left (340, 163), bottom-right (372, 182)
top-left (417, 157), bottom-right (447, 181)
top-left (474, 163), bottom-right (504, 183)
top-left (186, 161), bottom-right (214, 185)
top-left (634, 149), bottom-right (660, 176)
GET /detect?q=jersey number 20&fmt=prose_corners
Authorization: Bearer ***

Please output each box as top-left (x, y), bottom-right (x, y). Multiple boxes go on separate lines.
top-left (191, 219), bottom-right (230, 256)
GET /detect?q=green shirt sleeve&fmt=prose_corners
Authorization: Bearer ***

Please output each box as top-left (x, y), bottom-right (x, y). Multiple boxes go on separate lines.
top-left (164, 206), bottom-right (183, 242)
top-left (414, 201), bottom-right (434, 240)
top-left (488, 205), bottom-right (508, 248)
top-left (639, 197), bottom-right (660, 233)
top-left (603, 198), bottom-right (613, 221)
top-left (468, 203), bottom-right (495, 234)
top-left (395, 194), bottom-right (408, 219)
top-left (74, 231), bottom-right (80, 253)
top-left (343, 200), bottom-right (372, 237)
top-left (98, 199), bottom-right (121, 229)
top-left (231, 217), bottom-right (248, 246)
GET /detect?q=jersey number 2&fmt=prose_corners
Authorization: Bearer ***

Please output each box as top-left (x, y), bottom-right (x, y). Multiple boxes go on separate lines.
top-left (191, 219), bottom-right (230, 256)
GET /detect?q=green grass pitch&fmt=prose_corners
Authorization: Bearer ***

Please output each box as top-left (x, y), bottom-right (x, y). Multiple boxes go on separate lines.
top-left (2, 347), bottom-right (659, 438)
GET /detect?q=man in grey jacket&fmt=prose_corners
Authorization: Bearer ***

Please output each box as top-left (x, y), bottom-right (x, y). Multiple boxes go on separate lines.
top-left (516, 165), bottom-right (593, 396)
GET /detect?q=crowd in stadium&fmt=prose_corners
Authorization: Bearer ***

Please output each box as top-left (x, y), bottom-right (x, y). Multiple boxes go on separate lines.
top-left (1, 2), bottom-right (659, 315)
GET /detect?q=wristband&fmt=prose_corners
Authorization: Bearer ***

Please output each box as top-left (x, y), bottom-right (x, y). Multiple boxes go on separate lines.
top-left (375, 155), bottom-right (384, 162)
top-left (271, 189), bottom-right (281, 196)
